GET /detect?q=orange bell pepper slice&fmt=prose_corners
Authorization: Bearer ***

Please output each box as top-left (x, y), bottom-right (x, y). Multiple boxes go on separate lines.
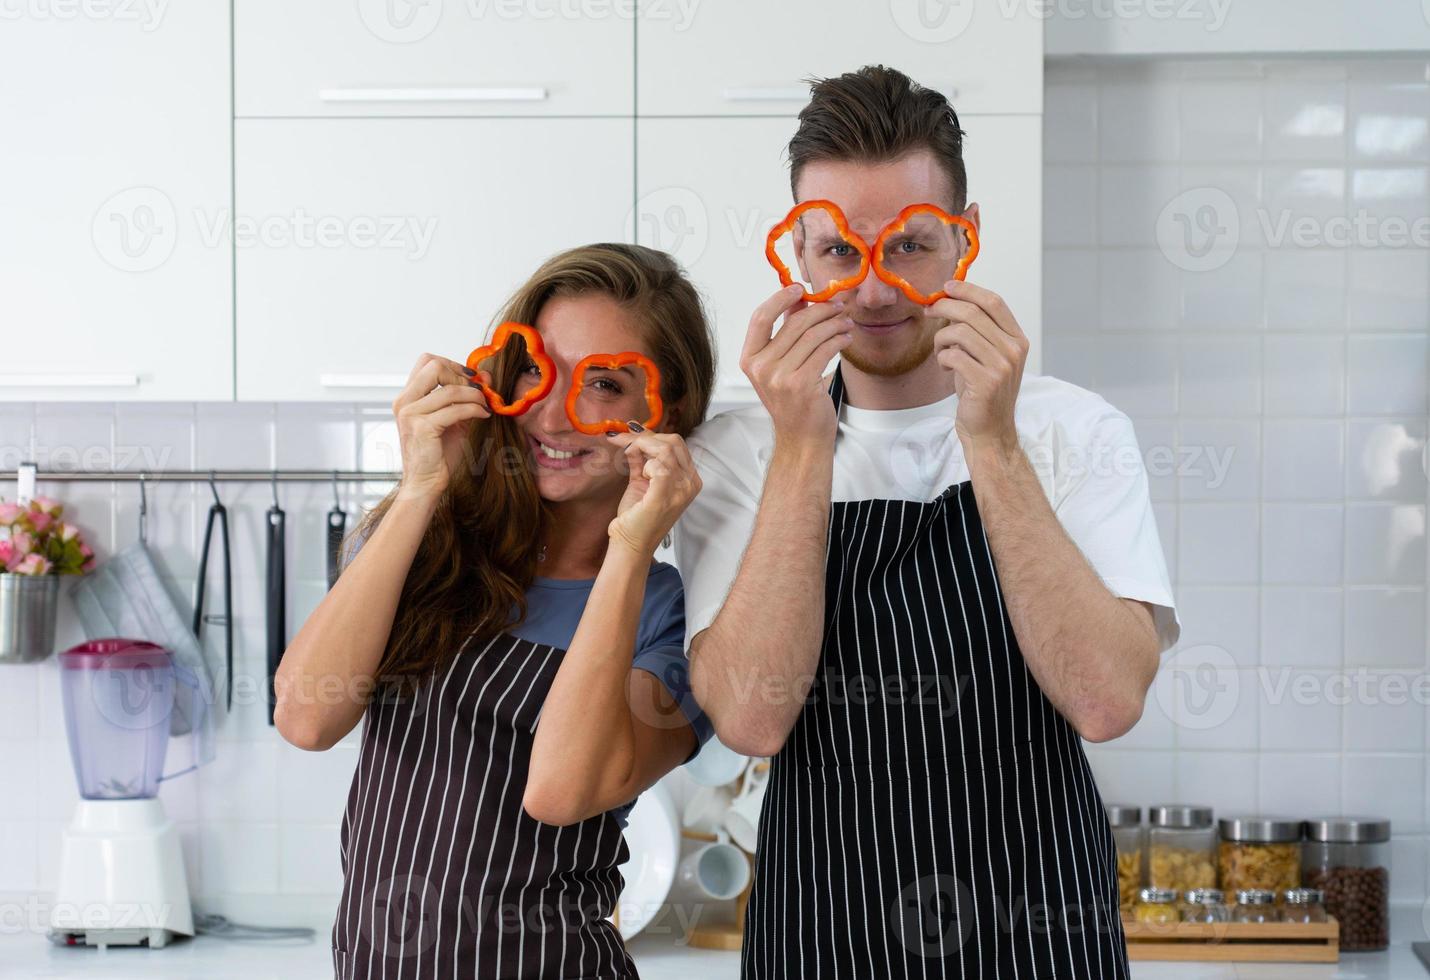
top-left (564, 352), bottom-right (663, 437)
top-left (764, 199), bottom-right (871, 303)
top-left (871, 203), bottom-right (980, 306)
top-left (465, 321), bottom-right (556, 416)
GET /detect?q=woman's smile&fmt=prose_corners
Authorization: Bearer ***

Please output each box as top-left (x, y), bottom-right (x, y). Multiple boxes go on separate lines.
top-left (529, 433), bottom-right (594, 470)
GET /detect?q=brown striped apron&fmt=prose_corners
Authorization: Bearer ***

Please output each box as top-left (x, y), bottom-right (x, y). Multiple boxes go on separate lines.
top-left (741, 364), bottom-right (1130, 978)
top-left (331, 632), bottom-right (637, 979)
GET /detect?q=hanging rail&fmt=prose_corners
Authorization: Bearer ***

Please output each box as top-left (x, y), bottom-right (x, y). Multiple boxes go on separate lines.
top-left (6, 464), bottom-right (401, 483)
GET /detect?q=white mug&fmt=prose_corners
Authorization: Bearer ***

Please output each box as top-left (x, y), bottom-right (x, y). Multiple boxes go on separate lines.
top-left (674, 832), bottom-right (751, 902)
top-left (723, 760), bottom-right (770, 853)
top-left (682, 783), bottom-right (734, 836)
top-left (684, 735), bottom-right (747, 787)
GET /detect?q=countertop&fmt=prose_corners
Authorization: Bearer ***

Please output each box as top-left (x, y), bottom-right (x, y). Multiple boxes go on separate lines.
top-left (0, 929), bottom-right (1423, 979)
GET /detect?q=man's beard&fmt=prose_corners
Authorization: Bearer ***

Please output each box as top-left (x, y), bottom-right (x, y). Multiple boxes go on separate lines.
top-left (837, 316), bottom-right (937, 378)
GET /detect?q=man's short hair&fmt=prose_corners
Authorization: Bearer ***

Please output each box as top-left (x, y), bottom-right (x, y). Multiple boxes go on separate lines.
top-left (787, 64), bottom-right (968, 213)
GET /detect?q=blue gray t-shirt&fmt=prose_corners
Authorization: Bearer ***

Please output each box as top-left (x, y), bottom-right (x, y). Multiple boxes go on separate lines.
top-left (514, 562), bottom-right (714, 827)
top-left (343, 529), bottom-right (711, 828)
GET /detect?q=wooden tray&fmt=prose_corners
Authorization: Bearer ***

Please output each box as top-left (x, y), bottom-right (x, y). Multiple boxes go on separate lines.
top-left (1121, 914), bottom-right (1339, 962)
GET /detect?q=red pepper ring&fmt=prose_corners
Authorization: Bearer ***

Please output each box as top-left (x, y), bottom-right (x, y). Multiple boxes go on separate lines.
top-left (764, 199), bottom-right (872, 304)
top-left (564, 352), bottom-right (664, 437)
top-left (465, 321), bottom-right (556, 416)
top-left (871, 203), bottom-right (981, 306)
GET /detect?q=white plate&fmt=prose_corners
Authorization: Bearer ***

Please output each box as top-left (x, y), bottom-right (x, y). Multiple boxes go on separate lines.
top-left (614, 778), bottom-right (679, 940)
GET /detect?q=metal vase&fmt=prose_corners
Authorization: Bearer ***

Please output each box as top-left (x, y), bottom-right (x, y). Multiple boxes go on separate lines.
top-left (0, 574), bottom-right (61, 664)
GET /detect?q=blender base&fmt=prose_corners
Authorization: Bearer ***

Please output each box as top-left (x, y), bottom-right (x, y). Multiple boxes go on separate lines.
top-left (48, 798), bottom-right (194, 949)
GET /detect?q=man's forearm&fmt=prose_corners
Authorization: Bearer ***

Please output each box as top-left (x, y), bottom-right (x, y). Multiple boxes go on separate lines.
top-left (691, 436), bottom-right (833, 757)
top-left (966, 439), bottom-right (1159, 742)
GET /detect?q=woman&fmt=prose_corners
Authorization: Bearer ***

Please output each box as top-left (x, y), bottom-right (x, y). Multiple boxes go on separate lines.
top-left (274, 243), bottom-right (718, 979)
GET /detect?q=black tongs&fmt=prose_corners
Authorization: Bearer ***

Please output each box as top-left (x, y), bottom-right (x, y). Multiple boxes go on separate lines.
top-left (193, 472), bottom-right (233, 711)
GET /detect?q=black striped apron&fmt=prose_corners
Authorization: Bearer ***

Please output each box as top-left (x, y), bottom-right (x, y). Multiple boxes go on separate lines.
top-left (331, 631), bottom-right (638, 979)
top-left (742, 365), bottom-right (1129, 979)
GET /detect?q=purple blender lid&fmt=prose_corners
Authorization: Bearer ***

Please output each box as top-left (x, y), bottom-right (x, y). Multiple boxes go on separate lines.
top-left (59, 638), bottom-right (172, 670)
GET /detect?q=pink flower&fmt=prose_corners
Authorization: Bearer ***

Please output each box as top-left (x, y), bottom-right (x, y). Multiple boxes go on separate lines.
top-left (79, 542), bottom-right (94, 558)
top-left (8, 530), bottom-right (31, 556)
top-left (0, 503), bottom-right (21, 526)
top-left (31, 496), bottom-right (62, 517)
top-left (28, 511), bottom-right (53, 535)
top-left (0, 541), bottom-right (12, 567)
top-left (59, 522), bottom-right (80, 542)
top-left (13, 553), bottom-right (52, 575)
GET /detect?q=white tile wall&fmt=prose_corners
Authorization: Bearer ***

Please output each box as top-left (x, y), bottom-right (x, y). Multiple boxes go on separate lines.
top-left (1045, 57), bottom-right (1430, 909)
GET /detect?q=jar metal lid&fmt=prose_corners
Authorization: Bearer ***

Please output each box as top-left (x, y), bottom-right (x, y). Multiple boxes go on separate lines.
top-left (1139, 887), bottom-right (1177, 904)
top-left (1284, 888), bottom-right (1324, 904)
top-left (1184, 888), bottom-right (1224, 905)
top-left (1149, 804), bottom-right (1213, 829)
top-left (1235, 889), bottom-right (1277, 905)
top-left (1218, 815), bottom-right (1303, 843)
top-left (1304, 816), bottom-right (1391, 843)
top-left (1105, 803), bottom-right (1141, 828)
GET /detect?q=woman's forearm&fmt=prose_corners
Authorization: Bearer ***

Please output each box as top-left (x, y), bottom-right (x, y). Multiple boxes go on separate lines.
top-left (524, 540), bottom-right (651, 822)
top-left (274, 490), bottom-right (439, 750)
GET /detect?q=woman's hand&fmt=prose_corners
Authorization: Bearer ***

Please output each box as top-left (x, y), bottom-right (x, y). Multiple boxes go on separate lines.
top-left (392, 352), bottom-right (493, 501)
top-left (603, 428), bottom-right (702, 557)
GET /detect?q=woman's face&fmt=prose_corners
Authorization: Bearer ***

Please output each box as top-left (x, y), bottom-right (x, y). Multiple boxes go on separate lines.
top-left (511, 292), bottom-right (663, 505)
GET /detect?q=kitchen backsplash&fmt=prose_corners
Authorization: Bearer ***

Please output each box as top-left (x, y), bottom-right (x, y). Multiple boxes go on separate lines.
top-left (1042, 56), bottom-right (1430, 911)
top-left (0, 54), bottom-right (1427, 927)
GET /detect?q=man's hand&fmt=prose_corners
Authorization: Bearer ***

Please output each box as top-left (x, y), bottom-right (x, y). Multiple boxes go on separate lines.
top-left (740, 283), bottom-right (852, 448)
top-left (926, 280), bottom-right (1030, 458)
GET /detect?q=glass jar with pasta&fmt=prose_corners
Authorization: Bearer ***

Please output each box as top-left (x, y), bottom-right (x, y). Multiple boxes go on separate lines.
top-left (1217, 816), bottom-right (1301, 898)
top-left (1134, 887), bottom-right (1179, 926)
top-left (1146, 804), bottom-right (1217, 892)
top-left (1106, 803), bottom-right (1143, 909)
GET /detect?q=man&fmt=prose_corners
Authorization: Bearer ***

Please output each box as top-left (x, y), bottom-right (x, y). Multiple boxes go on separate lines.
top-left (672, 66), bottom-right (1181, 978)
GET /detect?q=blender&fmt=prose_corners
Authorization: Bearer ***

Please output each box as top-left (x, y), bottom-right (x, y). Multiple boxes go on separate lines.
top-left (49, 638), bottom-right (210, 949)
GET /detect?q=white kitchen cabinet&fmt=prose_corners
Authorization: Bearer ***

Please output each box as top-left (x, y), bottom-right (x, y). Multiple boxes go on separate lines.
top-left (0, 5), bottom-right (232, 401)
top-left (637, 115), bottom-right (1042, 403)
top-left (234, 118), bottom-right (633, 401)
top-left (236, 0), bottom-right (633, 118)
top-left (636, 0), bottom-right (1041, 117)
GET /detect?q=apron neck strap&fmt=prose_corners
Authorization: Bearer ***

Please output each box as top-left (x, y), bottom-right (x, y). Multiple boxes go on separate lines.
top-left (828, 361), bottom-right (847, 414)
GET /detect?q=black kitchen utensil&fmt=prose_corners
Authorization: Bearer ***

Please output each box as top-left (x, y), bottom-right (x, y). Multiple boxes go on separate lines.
top-left (326, 471), bottom-right (346, 591)
top-left (193, 472), bottom-right (234, 711)
top-left (265, 473), bottom-right (286, 726)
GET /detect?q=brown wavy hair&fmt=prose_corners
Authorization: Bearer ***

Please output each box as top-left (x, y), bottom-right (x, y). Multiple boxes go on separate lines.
top-left (349, 243), bottom-right (716, 696)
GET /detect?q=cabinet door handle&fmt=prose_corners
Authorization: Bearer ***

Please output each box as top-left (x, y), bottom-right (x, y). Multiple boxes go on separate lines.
top-left (720, 86), bottom-right (808, 103)
top-left (319, 374), bottom-right (408, 389)
top-left (318, 86), bottom-right (549, 103)
top-left (0, 373), bottom-right (139, 386)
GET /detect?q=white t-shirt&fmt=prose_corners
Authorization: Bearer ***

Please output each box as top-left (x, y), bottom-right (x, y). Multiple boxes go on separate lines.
top-left (672, 370), bottom-right (1181, 657)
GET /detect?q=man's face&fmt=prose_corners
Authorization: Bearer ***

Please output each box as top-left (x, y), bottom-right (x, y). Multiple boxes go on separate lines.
top-left (792, 149), bottom-right (978, 379)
